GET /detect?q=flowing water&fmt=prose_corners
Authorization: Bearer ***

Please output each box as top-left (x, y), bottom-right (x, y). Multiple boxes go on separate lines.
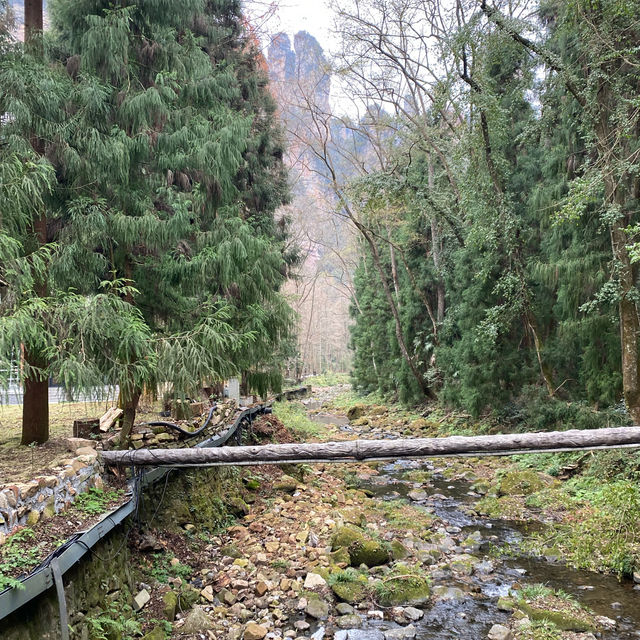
top-left (308, 407), bottom-right (640, 640)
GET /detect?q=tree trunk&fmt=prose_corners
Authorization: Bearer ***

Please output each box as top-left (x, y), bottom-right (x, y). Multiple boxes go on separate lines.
top-left (24, 0), bottom-right (43, 44)
top-left (611, 218), bottom-right (640, 422)
top-left (102, 425), bottom-right (640, 467)
top-left (20, 0), bottom-right (49, 446)
top-left (428, 157), bottom-right (446, 324)
top-left (118, 388), bottom-right (141, 448)
top-left (21, 348), bottom-right (49, 445)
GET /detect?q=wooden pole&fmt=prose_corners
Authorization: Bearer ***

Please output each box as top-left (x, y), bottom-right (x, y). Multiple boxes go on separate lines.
top-left (101, 426), bottom-right (640, 467)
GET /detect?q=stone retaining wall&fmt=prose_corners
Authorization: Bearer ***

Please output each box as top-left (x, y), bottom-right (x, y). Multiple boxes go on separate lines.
top-left (0, 399), bottom-right (241, 539)
top-left (0, 450), bottom-right (102, 539)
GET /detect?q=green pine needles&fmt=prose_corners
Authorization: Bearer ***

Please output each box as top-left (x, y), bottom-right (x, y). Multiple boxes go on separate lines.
top-left (0, 0), bottom-right (293, 444)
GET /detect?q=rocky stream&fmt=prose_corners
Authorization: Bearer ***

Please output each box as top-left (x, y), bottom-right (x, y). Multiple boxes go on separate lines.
top-left (136, 388), bottom-right (640, 640)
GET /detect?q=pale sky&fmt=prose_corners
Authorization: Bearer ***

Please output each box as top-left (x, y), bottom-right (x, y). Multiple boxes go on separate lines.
top-left (244, 0), bottom-right (338, 56)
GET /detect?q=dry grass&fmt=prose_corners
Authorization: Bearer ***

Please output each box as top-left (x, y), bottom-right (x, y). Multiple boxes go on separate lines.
top-left (0, 400), bottom-right (159, 484)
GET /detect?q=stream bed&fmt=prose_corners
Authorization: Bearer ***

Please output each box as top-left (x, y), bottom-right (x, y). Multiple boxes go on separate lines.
top-left (309, 408), bottom-right (640, 639)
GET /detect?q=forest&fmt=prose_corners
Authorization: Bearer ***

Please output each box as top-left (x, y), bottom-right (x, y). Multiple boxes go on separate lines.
top-left (1, 2), bottom-right (640, 639)
top-left (332, 0), bottom-right (640, 428)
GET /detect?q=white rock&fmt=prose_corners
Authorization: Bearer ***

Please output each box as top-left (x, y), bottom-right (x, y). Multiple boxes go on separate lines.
top-left (304, 572), bottom-right (327, 589)
top-left (487, 624), bottom-right (512, 640)
top-left (133, 589), bottom-right (150, 611)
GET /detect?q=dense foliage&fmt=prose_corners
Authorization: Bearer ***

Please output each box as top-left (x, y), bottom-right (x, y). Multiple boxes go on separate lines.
top-left (340, 0), bottom-right (639, 426)
top-left (0, 0), bottom-right (293, 444)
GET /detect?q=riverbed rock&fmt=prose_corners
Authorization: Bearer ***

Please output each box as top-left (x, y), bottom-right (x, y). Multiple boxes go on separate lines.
top-left (404, 607), bottom-right (424, 621)
top-left (244, 622), bottom-right (268, 640)
top-left (336, 603), bottom-right (355, 615)
top-left (487, 624), bottom-right (512, 640)
top-left (305, 593), bottom-right (329, 619)
top-left (304, 572), bottom-right (327, 588)
top-left (432, 585), bottom-right (466, 601)
top-left (181, 606), bottom-right (214, 633)
top-left (384, 626), bottom-right (416, 640)
top-left (334, 631), bottom-right (385, 640)
top-left (336, 614), bottom-right (363, 629)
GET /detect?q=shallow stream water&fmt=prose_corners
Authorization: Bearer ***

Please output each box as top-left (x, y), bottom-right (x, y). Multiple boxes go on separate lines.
top-left (308, 408), bottom-right (640, 639)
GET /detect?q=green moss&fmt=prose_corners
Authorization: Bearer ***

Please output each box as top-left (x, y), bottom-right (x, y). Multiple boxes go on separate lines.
top-left (331, 525), bottom-right (390, 568)
top-left (498, 470), bottom-right (557, 496)
top-left (328, 569), bottom-right (369, 603)
top-left (390, 540), bottom-right (409, 560)
top-left (475, 495), bottom-right (527, 519)
top-left (374, 573), bottom-right (430, 607)
top-left (517, 602), bottom-right (593, 632)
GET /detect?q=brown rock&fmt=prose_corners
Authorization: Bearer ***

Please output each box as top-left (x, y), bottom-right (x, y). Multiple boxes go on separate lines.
top-left (243, 622), bottom-right (267, 640)
top-left (65, 437), bottom-right (95, 453)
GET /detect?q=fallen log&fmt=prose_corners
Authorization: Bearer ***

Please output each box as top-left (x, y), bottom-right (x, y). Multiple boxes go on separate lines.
top-left (100, 426), bottom-right (640, 467)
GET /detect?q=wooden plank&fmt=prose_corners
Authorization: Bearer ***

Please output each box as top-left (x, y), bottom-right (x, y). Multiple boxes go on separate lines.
top-left (99, 407), bottom-right (123, 432)
top-left (101, 426), bottom-right (640, 467)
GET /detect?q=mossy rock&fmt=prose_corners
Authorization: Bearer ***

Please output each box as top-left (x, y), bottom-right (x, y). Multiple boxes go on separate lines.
top-left (351, 417), bottom-right (369, 426)
top-left (390, 540), bottom-right (409, 560)
top-left (517, 602), bottom-right (594, 632)
top-left (329, 547), bottom-right (351, 565)
top-left (331, 525), bottom-right (389, 568)
top-left (225, 496), bottom-right (249, 517)
top-left (346, 404), bottom-right (368, 420)
top-left (178, 585), bottom-right (200, 611)
top-left (351, 540), bottom-right (389, 567)
top-left (374, 575), bottom-right (431, 607)
top-left (163, 589), bottom-right (178, 621)
top-left (331, 525), bottom-right (367, 550)
top-left (245, 478), bottom-right (260, 491)
top-left (273, 474), bottom-right (299, 493)
top-left (330, 573), bottom-right (369, 604)
top-left (142, 626), bottom-right (166, 640)
top-left (498, 470), bottom-right (557, 496)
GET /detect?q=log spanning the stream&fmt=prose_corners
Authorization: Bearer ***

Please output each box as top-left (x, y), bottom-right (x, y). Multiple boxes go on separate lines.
top-left (101, 426), bottom-right (640, 467)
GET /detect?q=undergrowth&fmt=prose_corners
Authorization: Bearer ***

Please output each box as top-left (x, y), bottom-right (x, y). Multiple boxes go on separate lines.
top-left (273, 401), bottom-right (323, 439)
top-left (0, 527), bottom-right (40, 590)
top-left (74, 488), bottom-right (124, 515)
top-left (305, 372), bottom-right (350, 387)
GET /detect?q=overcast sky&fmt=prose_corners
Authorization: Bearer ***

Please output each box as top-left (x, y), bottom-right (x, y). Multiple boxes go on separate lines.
top-left (245, 0), bottom-right (338, 55)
